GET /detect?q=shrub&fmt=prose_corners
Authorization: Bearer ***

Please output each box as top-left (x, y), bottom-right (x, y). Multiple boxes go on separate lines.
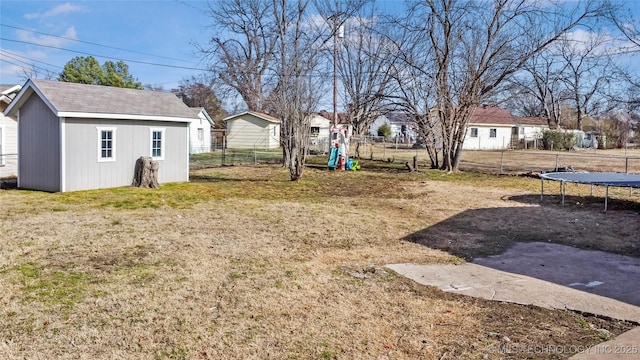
top-left (377, 123), bottom-right (391, 138)
top-left (542, 130), bottom-right (576, 150)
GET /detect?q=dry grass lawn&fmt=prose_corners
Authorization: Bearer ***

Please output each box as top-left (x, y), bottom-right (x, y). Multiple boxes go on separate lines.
top-left (1, 165), bottom-right (638, 359)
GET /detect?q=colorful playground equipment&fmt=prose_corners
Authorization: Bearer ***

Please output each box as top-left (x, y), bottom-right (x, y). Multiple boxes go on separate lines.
top-left (327, 124), bottom-right (353, 170)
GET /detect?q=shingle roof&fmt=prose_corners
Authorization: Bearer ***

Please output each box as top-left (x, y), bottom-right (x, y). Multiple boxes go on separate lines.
top-left (468, 106), bottom-right (514, 125)
top-left (7, 79), bottom-right (196, 120)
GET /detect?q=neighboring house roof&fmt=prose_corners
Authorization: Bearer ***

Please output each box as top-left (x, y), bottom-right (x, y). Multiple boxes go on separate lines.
top-left (468, 106), bottom-right (514, 125)
top-left (4, 79), bottom-right (196, 122)
top-left (223, 111), bottom-right (281, 123)
top-left (384, 112), bottom-right (415, 125)
top-left (513, 116), bottom-right (548, 126)
top-left (0, 84), bottom-right (21, 105)
top-left (190, 107), bottom-right (215, 127)
top-left (318, 110), bottom-right (349, 124)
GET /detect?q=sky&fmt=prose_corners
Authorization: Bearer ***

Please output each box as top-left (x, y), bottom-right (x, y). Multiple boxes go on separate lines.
top-left (0, 0), bottom-right (213, 90)
top-left (1, 0), bottom-right (639, 108)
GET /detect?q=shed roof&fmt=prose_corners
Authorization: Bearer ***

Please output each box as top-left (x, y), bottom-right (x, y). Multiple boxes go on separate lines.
top-left (223, 111), bottom-right (281, 123)
top-left (4, 79), bottom-right (197, 122)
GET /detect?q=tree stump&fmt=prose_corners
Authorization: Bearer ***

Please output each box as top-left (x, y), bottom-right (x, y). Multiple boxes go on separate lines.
top-left (132, 156), bottom-right (159, 188)
top-left (406, 156), bottom-right (419, 173)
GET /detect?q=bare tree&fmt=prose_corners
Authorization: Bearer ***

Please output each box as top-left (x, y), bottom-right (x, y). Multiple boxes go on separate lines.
top-left (172, 77), bottom-right (227, 128)
top-left (555, 31), bottom-right (613, 130)
top-left (198, 0), bottom-right (278, 112)
top-left (268, 0), bottom-right (324, 181)
top-left (506, 51), bottom-right (569, 128)
top-left (337, 12), bottom-right (396, 138)
top-left (398, 0), bottom-right (609, 171)
top-left (385, 22), bottom-right (442, 168)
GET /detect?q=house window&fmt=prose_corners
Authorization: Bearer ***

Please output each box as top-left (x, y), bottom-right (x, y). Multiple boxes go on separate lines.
top-left (97, 127), bottom-right (116, 162)
top-left (150, 128), bottom-right (165, 160)
top-left (489, 128), bottom-right (497, 138)
top-left (197, 128), bottom-right (204, 142)
top-left (310, 126), bottom-right (320, 136)
top-left (470, 128), bottom-right (478, 138)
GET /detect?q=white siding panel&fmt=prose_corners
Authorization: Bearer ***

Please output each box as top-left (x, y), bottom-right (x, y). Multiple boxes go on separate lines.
top-left (463, 125), bottom-right (513, 150)
top-left (0, 115), bottom-right (18, 178)
top-left (189, 114), bottom-right (212, 154)
top-left (18, 94), bottom-right (60, 191)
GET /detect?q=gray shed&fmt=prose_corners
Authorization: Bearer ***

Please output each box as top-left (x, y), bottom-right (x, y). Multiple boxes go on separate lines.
top-left (4, 79), bottom-right (196, 192)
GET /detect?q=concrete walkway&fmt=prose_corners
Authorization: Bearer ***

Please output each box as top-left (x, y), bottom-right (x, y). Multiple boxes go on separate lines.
top-left (386, 262), bottom-right (640, 359)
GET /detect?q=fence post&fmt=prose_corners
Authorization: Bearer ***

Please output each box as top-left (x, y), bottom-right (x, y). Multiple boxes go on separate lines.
top-left (500, 151), bottom-right (504, 174)
top-left (222, 137), bottom-right (226, 165)
top-left (555, 154), bottom-right (559, 171)
top-left (625, 157), bottom-right (629, 174)
top-left (383, 139), bottom-right (386, 159)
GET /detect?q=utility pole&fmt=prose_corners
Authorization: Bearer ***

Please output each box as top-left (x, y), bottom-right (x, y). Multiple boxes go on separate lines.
top-left (333, 1), bottom-right (339, 127)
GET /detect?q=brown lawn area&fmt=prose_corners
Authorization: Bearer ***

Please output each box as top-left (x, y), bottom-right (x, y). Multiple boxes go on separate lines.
top-left (0, 161), bottom-right (638, 359)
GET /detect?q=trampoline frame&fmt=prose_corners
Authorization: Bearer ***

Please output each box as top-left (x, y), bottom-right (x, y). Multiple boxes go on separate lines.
top-left (539, 172), bottom-right (640, 212)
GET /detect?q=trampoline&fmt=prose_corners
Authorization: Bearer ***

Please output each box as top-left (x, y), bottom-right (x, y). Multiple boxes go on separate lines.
top-left (539, 172), bottom-right (640, 212)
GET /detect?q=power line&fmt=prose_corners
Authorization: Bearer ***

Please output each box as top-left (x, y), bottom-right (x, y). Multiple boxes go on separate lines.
top-left (0, 57), bottom-right (55, 75)
top-left (0, 24), bottom-right (197, 64)
top-left (0, 37), bottom-right (211, 71)
top-left (0, 49), bottom-right (64, 70)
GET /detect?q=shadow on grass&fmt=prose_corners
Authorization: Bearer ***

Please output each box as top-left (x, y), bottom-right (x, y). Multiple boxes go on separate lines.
top-left (403, 204), bottom-right (640, 306)
top-left (404, 204), bottom-right (640, 261)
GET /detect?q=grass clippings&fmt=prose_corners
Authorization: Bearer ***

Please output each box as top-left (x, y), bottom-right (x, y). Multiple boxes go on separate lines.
top-left (0, 164), bottom-right (638, 359)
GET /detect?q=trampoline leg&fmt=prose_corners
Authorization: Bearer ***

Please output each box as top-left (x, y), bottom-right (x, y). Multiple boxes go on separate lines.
top-left (541, 179), bottom-right (544, 201)
top-left (561, 181), bottom-right (565, 206)
top-left (605, 186), bottom-right (609, 212)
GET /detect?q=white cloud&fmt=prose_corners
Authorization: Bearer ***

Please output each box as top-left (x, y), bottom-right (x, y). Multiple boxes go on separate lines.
top-left (16, 26), bottom-right (78, 48)
top-left (24, 2), bottom-right (86, 20)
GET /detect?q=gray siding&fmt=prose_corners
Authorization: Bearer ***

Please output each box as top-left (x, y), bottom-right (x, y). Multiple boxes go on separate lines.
top-left (18, 94), bottom-right (61, 191)
top-left (226, 115), bottom-right (279, 149)
top-left (63, 119), bottom-right (188, 192)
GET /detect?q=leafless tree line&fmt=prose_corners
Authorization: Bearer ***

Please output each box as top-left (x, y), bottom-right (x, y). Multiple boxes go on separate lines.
top-left (200, 0), bottom-right (639, 175)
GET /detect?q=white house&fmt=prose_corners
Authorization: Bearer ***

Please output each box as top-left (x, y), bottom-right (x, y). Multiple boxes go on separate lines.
top-left (370, 112), bottom-right (418, 141)
top-left (309, 113), bottom-right (332, 144)
top-left (4, 79), bottom-right (196, 192)
top-left (512, 116), bottom-right (548, 148)
top-left (224, 111), bottom-right (280, 149)
top-left (189, 107), bottom-right (214, 154)
top-left (0, 84), bottom-right (21, 178)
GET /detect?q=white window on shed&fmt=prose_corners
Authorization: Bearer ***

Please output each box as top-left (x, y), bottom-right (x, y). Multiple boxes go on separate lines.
top-left (150, 128), bottom-right (165, 160)
top-left (197, 128), bottom-right (204, 142)
top-left (97, 127), bottom-right (116, 162)
top-left (470, 128), bottom-right (478, 138)
top-left (489, 128), bottom-right (497, 138)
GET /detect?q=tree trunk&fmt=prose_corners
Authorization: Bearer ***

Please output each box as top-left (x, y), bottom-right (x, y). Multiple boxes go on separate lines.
top-left (132, 156), bottom-right (159, 189)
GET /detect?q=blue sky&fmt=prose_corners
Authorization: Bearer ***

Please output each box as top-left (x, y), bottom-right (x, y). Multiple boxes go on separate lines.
top-left (1, 0), bottom-right (639, 99)
top-left (0, 0), bottom-right (212, 90)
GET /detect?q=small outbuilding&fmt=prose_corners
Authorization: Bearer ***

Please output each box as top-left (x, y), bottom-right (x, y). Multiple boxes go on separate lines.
top-left (188, 107), bottom-right (214, 154)
top-left (0, 84), bottom-right (21, 178)
top-left (223, 111), bottom-right (280, 149)
top-left (4, 79), bottom-right (197, 192)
